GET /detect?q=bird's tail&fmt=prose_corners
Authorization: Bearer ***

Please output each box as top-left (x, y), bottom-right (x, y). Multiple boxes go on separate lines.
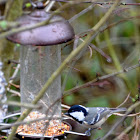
top-left (110, 107), bottom-right (127, 113)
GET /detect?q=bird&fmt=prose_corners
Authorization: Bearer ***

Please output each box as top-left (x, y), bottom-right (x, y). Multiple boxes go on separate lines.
top-left (65, 105), bottom-right (126, 136)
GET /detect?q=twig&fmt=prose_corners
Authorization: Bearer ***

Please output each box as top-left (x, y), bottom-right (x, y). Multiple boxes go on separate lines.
top-left (78, 15), bottom-right (140, 39)
top-left (132, 118), bottom-right (139, 140)
top-left (113, 112), bottom-right (140, 117)
top-left (45, 0), bottom-right (56, 12)
top-left (0, 20), bottom-right (19, 30)
top-left (44, 0), bottom-right (50, 7)
top-left (101, 15), bottom-right (140, 32)
top-left (2, 112), bottom-right (21, 120)
top-left (29, 0), bottom-right (37, 8)
top-left (117, 93), bottom-right (130, 108)
top-left (62, 36), bottom-right (81, 95)
top-left (50, 0), bottom-right (140, 6)
top-left (67, 65), bottom-right (81, 72)
top-left (88, 45), bottom-right (93, 58)
top-left (0, 101), bottom-right (41, 109)
top-left (98, 37), bottom-right (140, 49)
top-left (9, 83), bottom-right (20, 88)
top-left (6, 88), bottom-right (20, 96)
top-left (9, 63), bottom-right (20, 84)
top-left (80, 38), bottom-right (112, 62)
top-left (69, 4), bottom-right (95, 23)
top-left (64, 131), bottom-right (86, 136)
top-left (114, 120), bottom-right (135, 140)
top-left (90, 43), bottom-right (112, 62)
top-left (64, 63), bottom-right (140, 94)
top-left (7, 1), bottom-right (120, 139)
top-left (61, 104), bottom-right (70, 109)
top-left (100, 101), bottom-right (140, 140)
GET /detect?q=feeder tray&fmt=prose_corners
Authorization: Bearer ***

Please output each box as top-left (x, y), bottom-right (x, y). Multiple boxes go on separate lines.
top-left (15, 112), bottom-right (71, 140)
top-left (0, 112), bottom-right (72, 140)
top-left (16, 121), bottom-right (72, 140)
top-left (1, 112), bottom-right (87, 139)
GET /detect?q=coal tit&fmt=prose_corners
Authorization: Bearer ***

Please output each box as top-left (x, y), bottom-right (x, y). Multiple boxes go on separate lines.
top-left (65, 105), bottom-right (126, 136)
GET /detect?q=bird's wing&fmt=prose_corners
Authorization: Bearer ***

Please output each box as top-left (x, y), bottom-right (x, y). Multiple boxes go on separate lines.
top-left (84, 107), bottom-right (112, 125)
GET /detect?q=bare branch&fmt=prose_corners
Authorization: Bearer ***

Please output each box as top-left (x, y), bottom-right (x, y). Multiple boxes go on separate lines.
top-left (64, 63), bottom-right (140, 95)
top-left (117, 93), bottom-right (130, 108)
top-left (0, 101), bottom-right (41, 109)
top-left (100, 101), bottom-right (140, 140)
top-left (113, 112), bottom-right (140, 117)
top-left (50, 0), bottom-right (140, 6)
top-left (115, 120), bottom-right (135, 140)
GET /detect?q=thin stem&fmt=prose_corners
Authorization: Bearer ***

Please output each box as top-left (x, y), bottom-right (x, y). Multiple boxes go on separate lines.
top-left (105, 30), bottom-right (135, 95)
top-left (69, 4), bottom-right (95, 23)
top-left (50, 0), bottom-right (140, 6)
top-left (100, 101), bottom-right (140, 140)
top-left (0, 101), bottom-right (41, 109)
top-left (64, 63), bottom-right (140, 95)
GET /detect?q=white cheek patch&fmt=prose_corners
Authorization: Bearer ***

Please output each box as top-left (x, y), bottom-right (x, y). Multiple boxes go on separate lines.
top-left (70, 112), bottom-right (85, 121)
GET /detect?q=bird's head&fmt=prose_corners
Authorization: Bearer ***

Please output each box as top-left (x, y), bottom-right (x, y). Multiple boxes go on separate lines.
top-left (65, 105), bottom-right (89, 123)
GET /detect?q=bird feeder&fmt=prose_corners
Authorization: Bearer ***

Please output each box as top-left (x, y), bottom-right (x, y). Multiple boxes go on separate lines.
top-left (7, 4), bottom-right (74, 121)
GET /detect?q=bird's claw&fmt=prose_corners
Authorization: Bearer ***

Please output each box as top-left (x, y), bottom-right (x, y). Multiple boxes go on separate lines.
top-left (85, 130), bottom-right (91, 136)
top-left (85, 128), bottom-right (94, 136)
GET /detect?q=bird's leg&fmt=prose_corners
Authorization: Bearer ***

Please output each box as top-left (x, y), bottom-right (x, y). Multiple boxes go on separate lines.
top-left (85, 128), bottom-right (94, 136)
top-left (85, 128), bottom-right (91, 136)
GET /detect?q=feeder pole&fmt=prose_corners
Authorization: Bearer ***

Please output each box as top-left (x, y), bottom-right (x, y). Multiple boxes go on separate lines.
top-left (7, 3), bottom-right (74, 119)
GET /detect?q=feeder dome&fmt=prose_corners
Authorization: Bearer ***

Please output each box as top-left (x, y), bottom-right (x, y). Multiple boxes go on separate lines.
top-left (7, 9), bottom-right (75, 46)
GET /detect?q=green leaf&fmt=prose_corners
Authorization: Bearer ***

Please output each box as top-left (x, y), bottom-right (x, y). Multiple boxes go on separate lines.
top-left (132, 98), bottom-right (135, 102)
top-left (16, 43), bottom-right (21, 47)
top-left (25, 3), bottom-right (32, 8)
top-left (0, 21), bottom-right (7, 30)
